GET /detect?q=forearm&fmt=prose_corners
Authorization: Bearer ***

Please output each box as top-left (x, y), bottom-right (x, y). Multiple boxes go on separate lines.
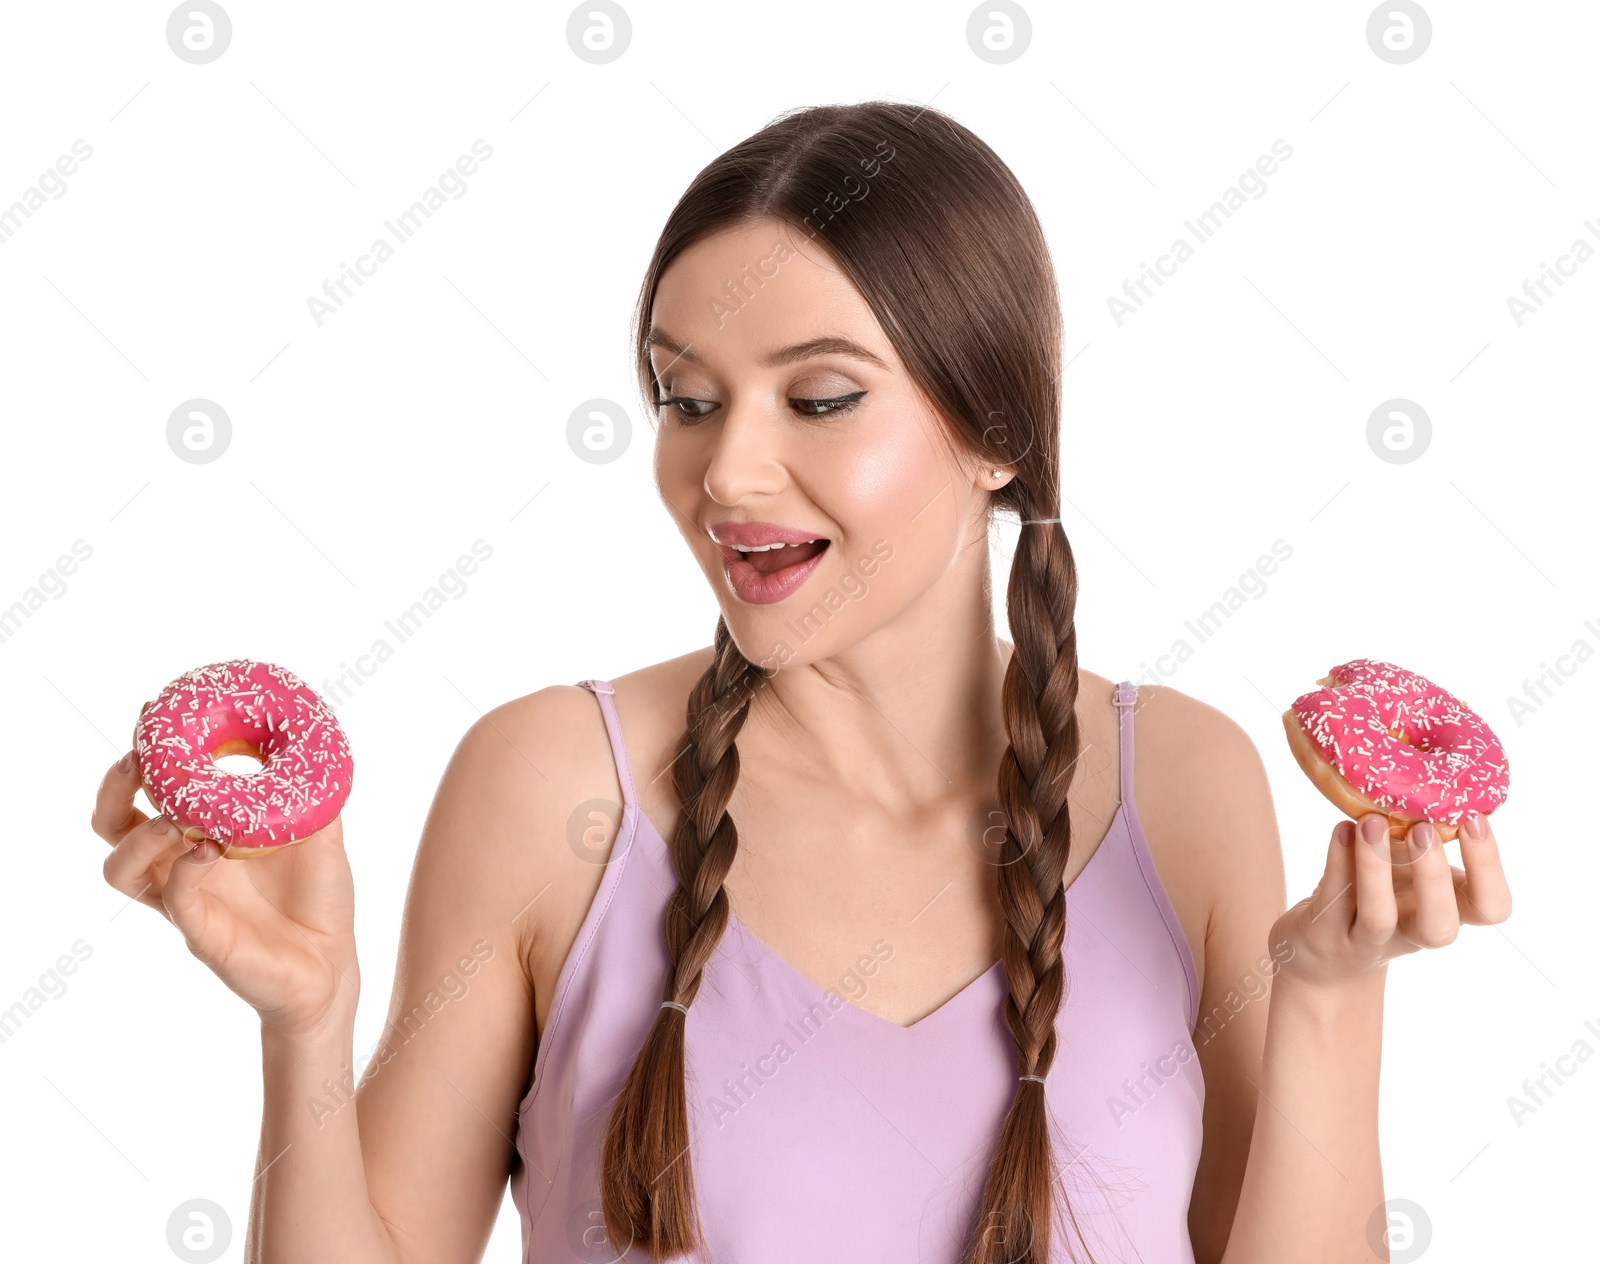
top-left (1221, 967), bottom-right (1387, 1264)
top-left (247, 1004), bottom-right (399, 1264)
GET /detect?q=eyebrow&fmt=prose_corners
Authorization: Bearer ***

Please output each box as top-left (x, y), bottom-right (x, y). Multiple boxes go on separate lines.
top-left (646, 329), bottom-right (889, 371)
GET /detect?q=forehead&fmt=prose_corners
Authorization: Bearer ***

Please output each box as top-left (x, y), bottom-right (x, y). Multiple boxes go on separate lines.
top-left (649, 218), bottom-right (886, 370)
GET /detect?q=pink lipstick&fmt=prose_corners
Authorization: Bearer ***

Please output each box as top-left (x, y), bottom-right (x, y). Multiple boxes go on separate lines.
top-left (709, 521), bottom-right (831, 605)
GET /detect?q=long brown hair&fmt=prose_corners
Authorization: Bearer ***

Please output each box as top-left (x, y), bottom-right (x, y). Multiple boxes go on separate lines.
top-left (602, 100), bottom-right (1089, 1263)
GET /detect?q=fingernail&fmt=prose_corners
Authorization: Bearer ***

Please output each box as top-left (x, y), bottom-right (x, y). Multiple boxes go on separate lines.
top-left (182, 841), bottom-right (212, 863)
top-left (1413, 822), bottom-right (1434, 852)
top-left (1337, 820), bottom-right (1354, 845)
top-left (1464, 812), bottom-right (1486, 840)
top-left (150, 814), bottom-right (170, 835)
top-left (1360, 815), bottom-right (1387, 846)
top-left (118, 751), bottom-right (134, 772)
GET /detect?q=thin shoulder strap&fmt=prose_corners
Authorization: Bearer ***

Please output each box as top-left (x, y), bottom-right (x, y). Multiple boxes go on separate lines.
top-left (576, 679), bottom-right (637, 815)
top-left (1111, 679), bottom-right (1138, 808)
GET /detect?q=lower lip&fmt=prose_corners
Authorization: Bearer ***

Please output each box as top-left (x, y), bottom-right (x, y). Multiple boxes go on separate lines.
top-left (720, 543), bottom-right (830, 605)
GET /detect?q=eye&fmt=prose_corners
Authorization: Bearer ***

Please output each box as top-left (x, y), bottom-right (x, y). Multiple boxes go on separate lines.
top-left (653, 394), bottom-right (717, 422)
top-left (791, 390), bottom-right (866, 418)
top-left (651, 390), bottom-right (868, 423)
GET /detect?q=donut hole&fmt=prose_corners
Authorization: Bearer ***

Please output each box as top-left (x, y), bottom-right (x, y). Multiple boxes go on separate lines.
top-left (210, 738), bottom-right (266, 776)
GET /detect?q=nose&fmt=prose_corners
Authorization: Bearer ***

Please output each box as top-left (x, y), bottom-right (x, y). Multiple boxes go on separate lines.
top-left (702, 398), bottom-right (787, 506)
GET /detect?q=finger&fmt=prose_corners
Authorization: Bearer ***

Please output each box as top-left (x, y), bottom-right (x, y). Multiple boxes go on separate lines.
top-left (102, 812), bottom-right (193, 908)
top-left (1454, 811), bottom-right (1511, 924)
top-left (161, 838), bottom-right (227, 944)
top-left (1351, 813), bottom-right (1399, 945)
top-left (1399, 822), bottom-right (1459, 948)
top-left (91, 749), bottom-right (151, 844)
top-left (1307, 819), bottom-right (1359, 933)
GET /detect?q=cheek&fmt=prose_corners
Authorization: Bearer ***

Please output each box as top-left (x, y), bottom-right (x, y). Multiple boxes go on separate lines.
top-left (819, 408), bottom-right (955, 531)
top-left (652, 425), bottom-right (681, 484)
top-left (796, 410), bottom-right (968, 616)
top-left (653, 430), bottom-right (702, 523)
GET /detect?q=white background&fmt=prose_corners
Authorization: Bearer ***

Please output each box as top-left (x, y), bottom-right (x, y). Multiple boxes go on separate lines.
top-left (2, 2), bottom-right (1594, 1260)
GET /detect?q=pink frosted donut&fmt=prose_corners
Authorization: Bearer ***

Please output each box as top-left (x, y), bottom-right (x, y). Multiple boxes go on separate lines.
top-left (134, 659), bottom-right (353, 856)
top-left (1281, 658), bottom-right (1509, 841)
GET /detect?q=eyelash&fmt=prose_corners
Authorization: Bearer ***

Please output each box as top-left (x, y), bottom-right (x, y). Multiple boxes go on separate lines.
top-left (652, 391), bottom-right (866, 423)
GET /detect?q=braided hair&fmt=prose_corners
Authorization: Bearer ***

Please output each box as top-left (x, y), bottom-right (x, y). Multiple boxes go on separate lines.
top-left (601, 100), bottom-right (1094, 1263)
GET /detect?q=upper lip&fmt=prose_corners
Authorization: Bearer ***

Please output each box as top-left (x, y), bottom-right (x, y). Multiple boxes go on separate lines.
top-left (708, 521), bottom-right (830, 548)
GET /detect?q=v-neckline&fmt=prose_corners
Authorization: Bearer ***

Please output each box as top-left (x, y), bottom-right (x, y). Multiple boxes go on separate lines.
top-left (630, 799), bottom-right (1128, 1036)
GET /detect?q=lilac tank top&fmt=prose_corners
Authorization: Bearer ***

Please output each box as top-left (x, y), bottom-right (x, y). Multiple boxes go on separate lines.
top-left (511, 679), bottom-right (1204, 1262)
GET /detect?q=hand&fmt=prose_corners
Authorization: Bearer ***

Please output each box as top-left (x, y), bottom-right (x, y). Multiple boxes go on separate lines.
top-left (1271, 811), bottom-right (1511, 989)
top-left (92, 745), bottom-right (359, 1036)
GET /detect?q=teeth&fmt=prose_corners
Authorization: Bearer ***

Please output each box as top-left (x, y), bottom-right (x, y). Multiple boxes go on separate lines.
top-left (733, 538), bottom-right (821, 553)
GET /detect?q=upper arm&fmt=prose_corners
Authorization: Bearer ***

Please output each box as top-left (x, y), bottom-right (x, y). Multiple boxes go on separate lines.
top-left (1146, 690), bottom-right (1288, 1264)
top-left (353, 685), bottom-right (599, 1264)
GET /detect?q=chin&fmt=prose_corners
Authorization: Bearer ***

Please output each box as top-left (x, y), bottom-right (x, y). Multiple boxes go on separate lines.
top-left (713, 534), bottom-right (902, 672)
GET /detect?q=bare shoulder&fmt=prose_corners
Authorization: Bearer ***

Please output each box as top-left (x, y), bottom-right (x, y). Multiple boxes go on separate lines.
top-left (425, 682), bottom-right (617, 962)
top-left (358, 668), bottom-right (713, 1259)
top-left (447, 648), bottom-right (714, 1034)
top-left (1127, 681), bottom-right (1273, 800)
top-left (607, 646), bottom-right (719, 832)
top-left (609, 646), bottom-right (716, 749)
top-left (1125, 686), bottom-right (1292, 1259)
top-left (1119, 681), bottom-right (1288, 994)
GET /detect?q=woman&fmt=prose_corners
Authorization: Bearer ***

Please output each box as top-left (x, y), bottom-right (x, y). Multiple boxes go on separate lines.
top-left (93, 101), bottom-right (1511, 1263)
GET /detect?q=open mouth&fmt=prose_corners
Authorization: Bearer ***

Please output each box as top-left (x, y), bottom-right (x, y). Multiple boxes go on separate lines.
top-left (719, 536), bottom-right (832, 604)
top-left (729, 538), bottom-right (830, 575)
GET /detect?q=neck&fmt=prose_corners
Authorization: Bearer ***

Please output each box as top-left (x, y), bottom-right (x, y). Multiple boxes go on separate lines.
top-left (742, 561), bottom-right (1017, 813)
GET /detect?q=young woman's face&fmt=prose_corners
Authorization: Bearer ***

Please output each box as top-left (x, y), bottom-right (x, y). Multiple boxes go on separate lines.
top-left (649, 217), bottom-right (997, 672)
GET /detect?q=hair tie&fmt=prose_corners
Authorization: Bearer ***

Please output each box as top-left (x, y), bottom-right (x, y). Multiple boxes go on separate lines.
top-left (1019, 518), bottom-right (1061, 526)
top-left (660, 1000), bottom-right (689, 1015)
top-left (1019, 1073), bottom-right (1046, 1084)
